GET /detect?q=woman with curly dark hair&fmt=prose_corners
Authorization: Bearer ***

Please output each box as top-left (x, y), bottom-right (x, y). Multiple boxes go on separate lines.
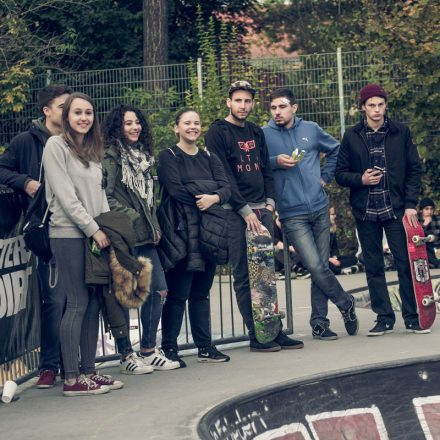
top-left (102, 104), bottom-right (180, 373)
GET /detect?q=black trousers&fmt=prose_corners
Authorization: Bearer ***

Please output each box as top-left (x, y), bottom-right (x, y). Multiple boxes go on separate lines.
top-left (356, 215), bottom-right (418, 325)
top-left (161, 258), bottom-right (216, 351)
top-left (226, 208), bottom-right (274, 340)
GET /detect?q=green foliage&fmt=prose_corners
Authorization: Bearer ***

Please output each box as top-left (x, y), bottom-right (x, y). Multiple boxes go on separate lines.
top-left (0, 61), bottom-right (33, 113)
top-left (185, 6), bottom-right (274, 136)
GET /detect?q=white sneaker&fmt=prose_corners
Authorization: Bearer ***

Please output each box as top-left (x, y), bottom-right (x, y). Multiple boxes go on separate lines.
top-left (138, 348), bottom-right (180, 370)
top-left (120, 352), bottom-right (154, 375)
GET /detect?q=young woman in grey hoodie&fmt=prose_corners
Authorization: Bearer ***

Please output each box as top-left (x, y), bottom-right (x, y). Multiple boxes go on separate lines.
top-left (43, 93), bottom-right (123, 396)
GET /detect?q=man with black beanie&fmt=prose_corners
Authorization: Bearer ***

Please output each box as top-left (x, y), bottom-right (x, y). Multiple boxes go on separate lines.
top-left (336, 83), bottom-right (427, 335)
top-left (419, 198), bottom-right (440, 268)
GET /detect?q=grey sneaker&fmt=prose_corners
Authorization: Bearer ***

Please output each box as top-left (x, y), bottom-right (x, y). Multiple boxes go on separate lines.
top-left (312, 324), bottom-right (338, 340)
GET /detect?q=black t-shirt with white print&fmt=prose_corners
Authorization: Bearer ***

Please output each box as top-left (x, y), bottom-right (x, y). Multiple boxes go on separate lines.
top-left (204, 119), bottom-right (274, 213)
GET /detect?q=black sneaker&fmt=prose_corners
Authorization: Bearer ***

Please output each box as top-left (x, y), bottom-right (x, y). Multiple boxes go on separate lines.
top-left (341, 295), bottom-right (359, 336)
top-left (367, 321), bottom-right (394, 337)
top-left (249, 340), bottom-right (281, 352)
top-left (405, 323), bottom-right (431, 334)
top-left (162, 348), bottom-right (186, 368)
top-left (312, 324), bottom-right (338, 340)
top-left (197, 346), bottom-right (230, 363)
top-left (274, 332), bottom-right (304, 349)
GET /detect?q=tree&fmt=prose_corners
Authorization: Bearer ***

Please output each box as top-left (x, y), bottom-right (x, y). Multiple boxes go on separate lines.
top-left (254, 0), bottom-right (440, 192)
top-left (0, 0), bottom-right (85, 113)
top-left (143, 0), bottom-right (168, 66)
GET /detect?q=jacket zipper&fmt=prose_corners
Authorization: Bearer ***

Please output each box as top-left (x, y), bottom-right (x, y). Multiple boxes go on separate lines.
top-left (287, 128), bottom-right (309, 212)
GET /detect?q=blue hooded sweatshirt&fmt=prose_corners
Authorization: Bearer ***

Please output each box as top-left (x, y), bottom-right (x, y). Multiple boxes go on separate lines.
top-left (262, 117), bottom-right (339, 220)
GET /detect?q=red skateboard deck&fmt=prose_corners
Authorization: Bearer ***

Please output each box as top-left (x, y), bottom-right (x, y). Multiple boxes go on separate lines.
top-left (402, 216), bottom-right (435, 329)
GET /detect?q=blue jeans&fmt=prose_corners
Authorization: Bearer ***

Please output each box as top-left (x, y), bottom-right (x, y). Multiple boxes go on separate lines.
top-left (37, 258), bottom-right (66, 373)
top-left (282, 206), bottom-right (351, 328)
top-left (116, 245), bottom-right (167, 355)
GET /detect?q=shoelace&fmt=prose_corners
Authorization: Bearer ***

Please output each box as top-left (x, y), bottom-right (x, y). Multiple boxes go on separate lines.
top-left (77, 375), bottom-right (99, 389)
top-left (91, 374), bottom-right (113, 384)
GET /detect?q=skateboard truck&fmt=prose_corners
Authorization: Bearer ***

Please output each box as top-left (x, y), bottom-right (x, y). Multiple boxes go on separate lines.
top-left (412, 234), bottom-right (435, 246)
top-left (422, 295), bottom-right (440, 307)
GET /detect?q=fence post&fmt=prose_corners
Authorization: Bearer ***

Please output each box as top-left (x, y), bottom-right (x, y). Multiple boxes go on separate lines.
top-left (45, 69), bottom-right (52, 86)
top-left (197, 57), bottom-right (203, 98)
top-left (336, 47), bottom-right (345, 138)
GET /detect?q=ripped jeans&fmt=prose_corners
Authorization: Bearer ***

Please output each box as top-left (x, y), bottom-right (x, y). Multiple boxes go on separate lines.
top-left (116, 245), bottom-right (167, 355)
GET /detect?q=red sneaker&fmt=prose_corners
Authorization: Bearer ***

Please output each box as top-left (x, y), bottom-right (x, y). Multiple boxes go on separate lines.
top-left (89, 373), bottom-right (124, 390)
top-left (36, 369), bottom-right (56, 389)
top-left (63, 375), bottom-right (110, 397)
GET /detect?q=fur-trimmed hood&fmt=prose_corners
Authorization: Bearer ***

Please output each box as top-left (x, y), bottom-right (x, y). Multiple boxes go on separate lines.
top-left (109, 248), bottom-right (152, 308)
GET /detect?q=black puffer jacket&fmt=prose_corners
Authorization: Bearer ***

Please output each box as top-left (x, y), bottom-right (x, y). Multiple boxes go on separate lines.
top-left (157, 146), bottom-right (231, 272)
top-left (184, 180), bottom-right (228, 266)
top-left (335, 119), bottom-right (422, 220)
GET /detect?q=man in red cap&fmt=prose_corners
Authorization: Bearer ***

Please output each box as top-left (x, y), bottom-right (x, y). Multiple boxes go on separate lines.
top-left (335, 84), bottom-right (427, 336)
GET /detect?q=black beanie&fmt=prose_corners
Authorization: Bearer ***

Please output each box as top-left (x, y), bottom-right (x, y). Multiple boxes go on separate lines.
top-left (419, 198), bottom-right (435, 210)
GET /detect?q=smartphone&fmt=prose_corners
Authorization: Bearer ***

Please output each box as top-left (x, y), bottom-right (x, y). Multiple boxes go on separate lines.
top-left (373, 165), bottom-right (384, 173)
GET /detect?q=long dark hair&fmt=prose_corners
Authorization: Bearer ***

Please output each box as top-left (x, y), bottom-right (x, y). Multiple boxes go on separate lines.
top-left (61, 92), bottom-right (103, 167)
top-left (102, 104), bottom-right (153, 156)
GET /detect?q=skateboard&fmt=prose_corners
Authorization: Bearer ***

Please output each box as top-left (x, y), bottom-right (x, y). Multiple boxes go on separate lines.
top-left (246, 226), bottom-right (282, 344)
top-left (402, 216), bottom-right (436, 329)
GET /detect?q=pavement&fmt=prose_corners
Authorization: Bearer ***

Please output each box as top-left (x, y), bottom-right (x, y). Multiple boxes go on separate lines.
top-left (1, 269), bottom-right (439, 440)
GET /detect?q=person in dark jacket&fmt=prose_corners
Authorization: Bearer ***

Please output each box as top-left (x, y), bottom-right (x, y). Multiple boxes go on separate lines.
top-left (418, 198), bottom-right (440, 268)
top-left (102, 104), bottom-right (179, 373)
top-left (157, 108), bottom-right (231, 367)
top-left (335, 83), bottom-right (426, 336)
top-left (0, 85), bottom-right (71, 388)
top-left (328, 206), bottom-right (358, 275)
top-left (205, 81), bottom-right (303, 352)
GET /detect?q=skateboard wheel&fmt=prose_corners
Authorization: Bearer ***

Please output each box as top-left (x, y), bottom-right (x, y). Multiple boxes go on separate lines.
top-left (422, 297), bottom-right (433, 306)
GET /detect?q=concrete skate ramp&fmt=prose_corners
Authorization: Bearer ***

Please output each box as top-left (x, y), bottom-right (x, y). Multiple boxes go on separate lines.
top-left (198, 356), bottom-right (440, 439)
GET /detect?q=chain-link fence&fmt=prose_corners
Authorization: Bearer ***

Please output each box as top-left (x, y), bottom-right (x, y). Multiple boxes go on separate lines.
top-left (0, 49), bottom-right (389, 146)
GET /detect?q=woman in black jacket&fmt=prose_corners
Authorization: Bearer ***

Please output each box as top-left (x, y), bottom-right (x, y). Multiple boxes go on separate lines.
top-left (102, 104), bottom-right (180, 372)
top-left (157, 108), bottom-right (231, 367)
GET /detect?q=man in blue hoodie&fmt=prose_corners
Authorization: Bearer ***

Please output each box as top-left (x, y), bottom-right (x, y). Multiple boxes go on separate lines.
top-left (263, 88), bottom-right (358, 340)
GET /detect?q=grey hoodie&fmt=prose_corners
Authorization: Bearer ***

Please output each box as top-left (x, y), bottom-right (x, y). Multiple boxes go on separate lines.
top-left (42, 135), bottom-right (109, 238)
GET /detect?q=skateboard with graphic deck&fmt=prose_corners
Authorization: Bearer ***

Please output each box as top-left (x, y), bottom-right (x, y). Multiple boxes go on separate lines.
top-left (402, 216), bottom-right (436, 329)
top-left (246, 226), bottom-right (282, 344)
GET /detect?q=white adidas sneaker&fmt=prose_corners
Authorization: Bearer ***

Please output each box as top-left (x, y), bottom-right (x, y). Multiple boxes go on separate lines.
top-left (138, 348), bottom-right (180, 370)
top-left (120, 352), bottom-right (154, 375)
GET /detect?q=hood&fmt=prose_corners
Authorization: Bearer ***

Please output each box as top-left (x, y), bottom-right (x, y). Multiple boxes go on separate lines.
top-left (30, 118), bottom-right (52, 143)
top-left (267, 117), bottom-right (303, 131)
